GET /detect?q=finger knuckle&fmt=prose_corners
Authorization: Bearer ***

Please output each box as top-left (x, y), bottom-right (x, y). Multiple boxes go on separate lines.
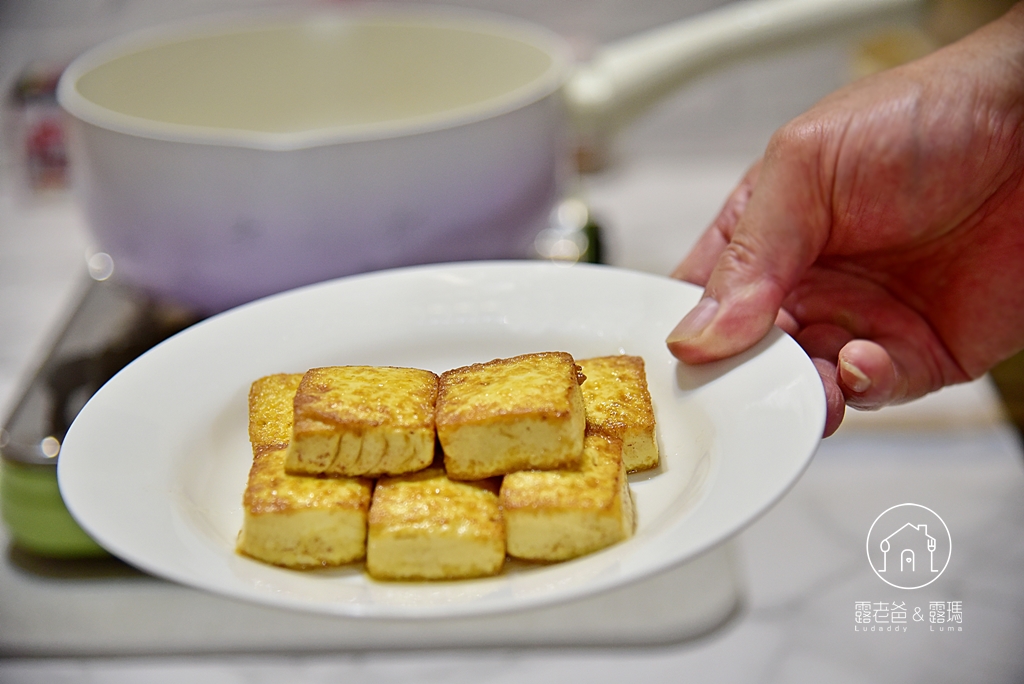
top-left (766, 118), bottom-right (825, 163)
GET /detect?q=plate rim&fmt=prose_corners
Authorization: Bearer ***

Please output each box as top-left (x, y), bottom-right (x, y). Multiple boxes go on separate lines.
top-left (57, 261), bottom-right (825, 618)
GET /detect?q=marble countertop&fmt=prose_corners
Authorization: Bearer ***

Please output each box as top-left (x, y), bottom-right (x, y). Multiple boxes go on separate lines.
top-left (2, 1), bottom-right (1023, 680)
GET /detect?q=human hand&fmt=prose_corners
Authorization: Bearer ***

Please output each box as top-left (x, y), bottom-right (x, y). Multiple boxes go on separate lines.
top-left (666, 5), bottom-right (1024, 436)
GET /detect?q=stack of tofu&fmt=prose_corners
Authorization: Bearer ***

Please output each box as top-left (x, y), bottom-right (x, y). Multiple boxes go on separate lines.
top-left (236, 352), bottom-right (659, 581)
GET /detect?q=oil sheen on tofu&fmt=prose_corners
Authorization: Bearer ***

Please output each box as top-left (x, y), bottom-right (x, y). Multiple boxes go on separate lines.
top-left (237, 373), bottom-right (372, 569)
top-left (577, 355), bottom-right (659, 473)
top-left (367, 466), bottom-right (505, 580)
top-left (285, 366), bottom-right (438, 477)
top-left (501, 430), bottom-right (635, 562)
top-left (436, 352), bottom-right (586, 480)
top-left (238, 350), bottom-right (655, 578)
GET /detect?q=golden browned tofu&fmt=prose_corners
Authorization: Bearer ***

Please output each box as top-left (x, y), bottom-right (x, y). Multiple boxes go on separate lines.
top-left (436, 352), bottom-right (586, 480)
top-left (366, 465), bottom-right (505, 581)
top-left (285, 366), bottom-right (438, 477)
top-left (577, 355), bottom-right (659, 473)
top-left (501, 431), bottom-right (634, 562)
top-left (247, 372), bottom-right (301, 452)
top-left (237, 373), bottom-right (373, 569)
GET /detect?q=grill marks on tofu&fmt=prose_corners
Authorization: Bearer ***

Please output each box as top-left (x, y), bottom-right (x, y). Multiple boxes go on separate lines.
top-left (436, 352), bottom-right (586, 480)
top-left (239, 352), bottom-right (655, 577)
top-left (285, 366), bottom-right (438, 477)
top-left (237, 373), bottom-right (373, 569)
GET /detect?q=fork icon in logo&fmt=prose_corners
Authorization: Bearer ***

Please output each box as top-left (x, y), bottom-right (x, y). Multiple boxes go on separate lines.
top-left (867, 504), bottom-right (951, 590)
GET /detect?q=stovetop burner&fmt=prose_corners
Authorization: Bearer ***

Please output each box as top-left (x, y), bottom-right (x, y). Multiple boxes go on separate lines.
top-left (1, 279), bottom-right (200, 466)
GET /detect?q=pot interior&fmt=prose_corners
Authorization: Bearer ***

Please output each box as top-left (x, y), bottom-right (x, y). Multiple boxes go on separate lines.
top-left (68, 14), bottom-right (565, 141)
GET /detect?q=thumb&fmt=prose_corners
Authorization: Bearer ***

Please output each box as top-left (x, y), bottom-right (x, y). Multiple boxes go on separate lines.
top-left (667, 132), bottom-right (832, 363)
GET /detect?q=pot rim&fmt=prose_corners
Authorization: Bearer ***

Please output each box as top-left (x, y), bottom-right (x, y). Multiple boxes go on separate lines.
top-left (57, 5), bottom-right (574, 151)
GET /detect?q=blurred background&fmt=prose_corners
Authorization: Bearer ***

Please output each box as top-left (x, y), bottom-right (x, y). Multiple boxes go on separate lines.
top-left (2, 0), bottom-right (1019, 429)
top-left (2, 0), bottom-right (1023, 681)
top-left (2, 0), bottom-right (845, 415)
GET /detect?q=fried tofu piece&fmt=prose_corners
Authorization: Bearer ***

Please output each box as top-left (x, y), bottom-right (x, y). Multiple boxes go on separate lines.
top-left (577, 355), bottom-right (659, 473)
top-left (436, 352), bottom-right (586, 480)
top-left (237, 374), bottom-right (372, 569)
top-left (366, 465), bottom-right (505, 581)
top-left (285, 366), bottom-right (438, 478)
top-left (501, 431), bottom-right (634, 562)
top-left (247, 373), bottom-right (302, 452)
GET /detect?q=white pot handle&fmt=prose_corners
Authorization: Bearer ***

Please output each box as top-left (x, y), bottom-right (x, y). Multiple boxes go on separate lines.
top-left (565, 0), bottom-right (925, 139)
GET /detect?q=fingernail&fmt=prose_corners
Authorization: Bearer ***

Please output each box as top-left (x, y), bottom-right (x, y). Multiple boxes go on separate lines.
top-left (666, 297), bottom-right (719, 343)
top-left (840, 358), bottom-right (871, 393)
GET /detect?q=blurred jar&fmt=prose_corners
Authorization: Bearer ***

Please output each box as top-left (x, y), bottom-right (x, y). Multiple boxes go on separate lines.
top-left (8, 63), bottom-right (71, 193)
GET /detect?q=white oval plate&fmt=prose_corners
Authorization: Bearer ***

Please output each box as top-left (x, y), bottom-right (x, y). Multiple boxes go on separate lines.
top-left (58, 262), bottom-right (824, 618)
